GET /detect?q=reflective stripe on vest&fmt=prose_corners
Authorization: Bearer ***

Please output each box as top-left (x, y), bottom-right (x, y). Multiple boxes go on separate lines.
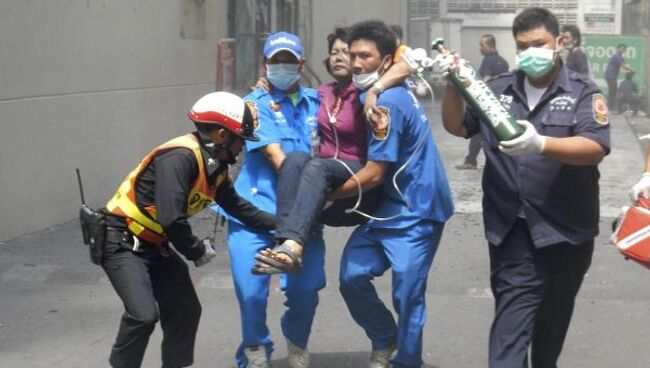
top-left (106, 133), bottom-right (227, 241)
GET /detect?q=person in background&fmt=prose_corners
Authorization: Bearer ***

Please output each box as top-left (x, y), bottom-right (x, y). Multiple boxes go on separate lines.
top-left (456, 34), bottom-right (509, 170)
top-left (561, 24), bottom-right (589, 76)
top-left (441, 7), bottom-right (609, 367)
top-left (618, 71), bottom-right (644, 116)
top-left (101, 91), bottom-right (274, 368)
top-left (605, 43), bottom-right (635, 113)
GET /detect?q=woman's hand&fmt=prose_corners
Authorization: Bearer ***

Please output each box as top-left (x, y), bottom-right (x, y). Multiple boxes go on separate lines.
top-left (252, 76), bottom-right (271, 92)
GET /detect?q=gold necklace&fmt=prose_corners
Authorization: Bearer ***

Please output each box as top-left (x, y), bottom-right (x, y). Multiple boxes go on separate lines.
top-left (326, 97), bottom-right (343, 124)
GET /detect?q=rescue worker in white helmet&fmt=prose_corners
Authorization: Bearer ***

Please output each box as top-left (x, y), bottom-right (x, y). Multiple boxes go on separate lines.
top-left (101, 91), bottom-right (275, 368)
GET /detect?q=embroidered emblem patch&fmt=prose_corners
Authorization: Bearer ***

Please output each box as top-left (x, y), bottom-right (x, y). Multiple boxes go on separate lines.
top-left (549, 95), bottom-right (576, 112)
top-left (245, 101), bottom-right (260, 131)
top-left (592, 94), bottom-right (609, 125)
top-left (371, 106), bottom-right (391, 141)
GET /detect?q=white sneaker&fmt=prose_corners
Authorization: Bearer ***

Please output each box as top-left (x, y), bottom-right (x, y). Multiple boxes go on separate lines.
top-left (243, 345), bottom-right (269, 368)
top-left (369, 344), bottom-right (396, 368)
top-left (286, 339), bottom-right (310, 368)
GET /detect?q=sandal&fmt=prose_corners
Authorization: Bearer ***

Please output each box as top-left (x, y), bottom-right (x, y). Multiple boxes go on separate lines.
top-left (253, 243), bottom-right (302, 273)
top-left (251, 262), bottom-right (284, 275)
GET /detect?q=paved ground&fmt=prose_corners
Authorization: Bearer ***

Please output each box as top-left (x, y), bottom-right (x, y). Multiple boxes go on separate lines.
top-left (1, 101), bottom-right (650, 368)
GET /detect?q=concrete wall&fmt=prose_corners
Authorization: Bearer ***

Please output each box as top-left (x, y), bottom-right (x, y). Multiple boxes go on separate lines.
top-left (309, 0), bottom-right (407, 84)
top-left (0, 0), bottom-right (228, 241)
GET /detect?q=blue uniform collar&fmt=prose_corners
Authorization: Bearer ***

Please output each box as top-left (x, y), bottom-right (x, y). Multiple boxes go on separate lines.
top-left (507, 62), bottom-right (572, 104)
top-left (268, 85), bottom-right (317, 105)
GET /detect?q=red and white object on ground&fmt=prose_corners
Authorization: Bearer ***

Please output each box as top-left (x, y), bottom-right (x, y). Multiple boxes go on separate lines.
top-left (612, 196), bottom-right (650, 269)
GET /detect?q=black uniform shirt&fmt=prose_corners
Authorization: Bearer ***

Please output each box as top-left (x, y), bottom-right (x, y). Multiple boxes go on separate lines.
top-left (464, 65), bottom-right (610, 248)
top-left (478, 52), bottom-right (509, 79)
top-left (108, 133), bottom-right (275, 260)
top-left (566, 48), bottom-right (589, 76)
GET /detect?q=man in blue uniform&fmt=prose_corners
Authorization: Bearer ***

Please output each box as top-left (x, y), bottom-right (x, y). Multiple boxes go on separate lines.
top-left (213, 32), bottom-right (323, 368)
top-left (329, 21), bottom-right (454, 368)
top-left (604, 43), bottom-right (634, 113)
top-left (440, 7), bottom-right (610, 368)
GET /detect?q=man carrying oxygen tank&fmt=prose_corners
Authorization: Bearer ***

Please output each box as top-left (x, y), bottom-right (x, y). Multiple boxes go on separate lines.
top-left (439, 7), bottom-right (610, 368)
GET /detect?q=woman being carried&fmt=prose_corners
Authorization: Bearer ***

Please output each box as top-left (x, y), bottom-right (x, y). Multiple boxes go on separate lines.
top-left (253, 27), bottom-right (416, 274)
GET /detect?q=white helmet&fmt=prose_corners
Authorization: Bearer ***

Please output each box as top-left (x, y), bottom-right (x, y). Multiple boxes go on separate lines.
top-left (188, 91), bottom-right (259, 141)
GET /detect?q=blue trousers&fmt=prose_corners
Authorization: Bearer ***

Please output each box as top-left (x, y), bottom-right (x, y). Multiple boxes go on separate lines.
top-left (488, 219), bottom-right (593, 368)
top-left (339, 220), bottom-right (444, 368)
top-left (227, 221), bottom-right (326, 368)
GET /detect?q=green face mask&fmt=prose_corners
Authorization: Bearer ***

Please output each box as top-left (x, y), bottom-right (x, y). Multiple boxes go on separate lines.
top-left (516, 47), bottom-right (556, 78)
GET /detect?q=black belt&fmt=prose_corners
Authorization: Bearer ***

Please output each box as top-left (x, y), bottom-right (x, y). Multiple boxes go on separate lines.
top-left (105, 227), bottom-right (167, 254)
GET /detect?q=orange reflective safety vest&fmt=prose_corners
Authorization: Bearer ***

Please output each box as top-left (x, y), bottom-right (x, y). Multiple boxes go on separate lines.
top-left (106, 133), bottom-right (227, 244)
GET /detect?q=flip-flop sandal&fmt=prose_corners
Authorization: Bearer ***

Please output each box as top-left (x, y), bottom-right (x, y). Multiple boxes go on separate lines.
top-left (251, 262), bottom-right (284, 275)
top-left (254, 243), bottom-right (302, 273)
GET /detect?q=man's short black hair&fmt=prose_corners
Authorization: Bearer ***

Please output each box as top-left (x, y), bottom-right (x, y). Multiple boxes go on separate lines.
top-left (481, 34), bottom-right (496, 49)
top-left (618, 43), bottom-right (627, 49)
top-left (389, 24), bottom-right (403, 40)
top-left (512, 7), bottom-right (559, 38)
top-left (561, 24), bottom-right (582, 46)
top-left (349, 20), bottom-right (397, 59)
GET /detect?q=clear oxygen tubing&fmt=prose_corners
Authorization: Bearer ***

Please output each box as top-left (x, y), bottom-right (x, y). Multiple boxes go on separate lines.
top-left (415, 70), bottom-right (435, 105)
top-left (325, 92), bottom-right (431, 221)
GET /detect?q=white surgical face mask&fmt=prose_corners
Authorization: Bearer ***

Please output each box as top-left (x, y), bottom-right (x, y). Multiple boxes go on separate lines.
top-left (353, 57), bottom-right (387, 90)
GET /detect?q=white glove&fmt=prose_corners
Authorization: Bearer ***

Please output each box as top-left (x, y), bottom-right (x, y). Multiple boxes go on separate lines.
top-left (194, 238), bottom-right (216, 267)
top-left (498, 120), bottom-right (546, 156)
top-left (629, 173), bottom-right (650, 201)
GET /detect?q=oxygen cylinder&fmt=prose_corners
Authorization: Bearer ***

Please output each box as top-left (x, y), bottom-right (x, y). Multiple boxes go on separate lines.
top-left (432, 38), bottom-right (524, 141)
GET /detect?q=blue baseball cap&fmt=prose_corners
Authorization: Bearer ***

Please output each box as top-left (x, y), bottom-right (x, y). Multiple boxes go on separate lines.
top-left (263, 31), bottom-right (303, 60)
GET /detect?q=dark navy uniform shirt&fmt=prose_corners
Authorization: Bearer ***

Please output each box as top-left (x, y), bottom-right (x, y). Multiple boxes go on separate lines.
top-left (566, 48), bottom-right (589, 76)
top-left (478, 52), bottom-right (509, 79)
top-left (464, 64), bottom-right (611, 248)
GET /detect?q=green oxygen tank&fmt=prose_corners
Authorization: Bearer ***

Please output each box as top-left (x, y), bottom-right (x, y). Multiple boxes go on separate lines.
top-left (432, 38), bottom-right (524, 141)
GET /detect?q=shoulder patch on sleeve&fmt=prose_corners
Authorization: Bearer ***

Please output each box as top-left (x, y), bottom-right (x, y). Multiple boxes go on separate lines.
top-left (371, 106), bottom-right (391, 141)
top-left (592, 94), bottom-right (609, 125)
top-left (245, 101), bottom-right (260, 131)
